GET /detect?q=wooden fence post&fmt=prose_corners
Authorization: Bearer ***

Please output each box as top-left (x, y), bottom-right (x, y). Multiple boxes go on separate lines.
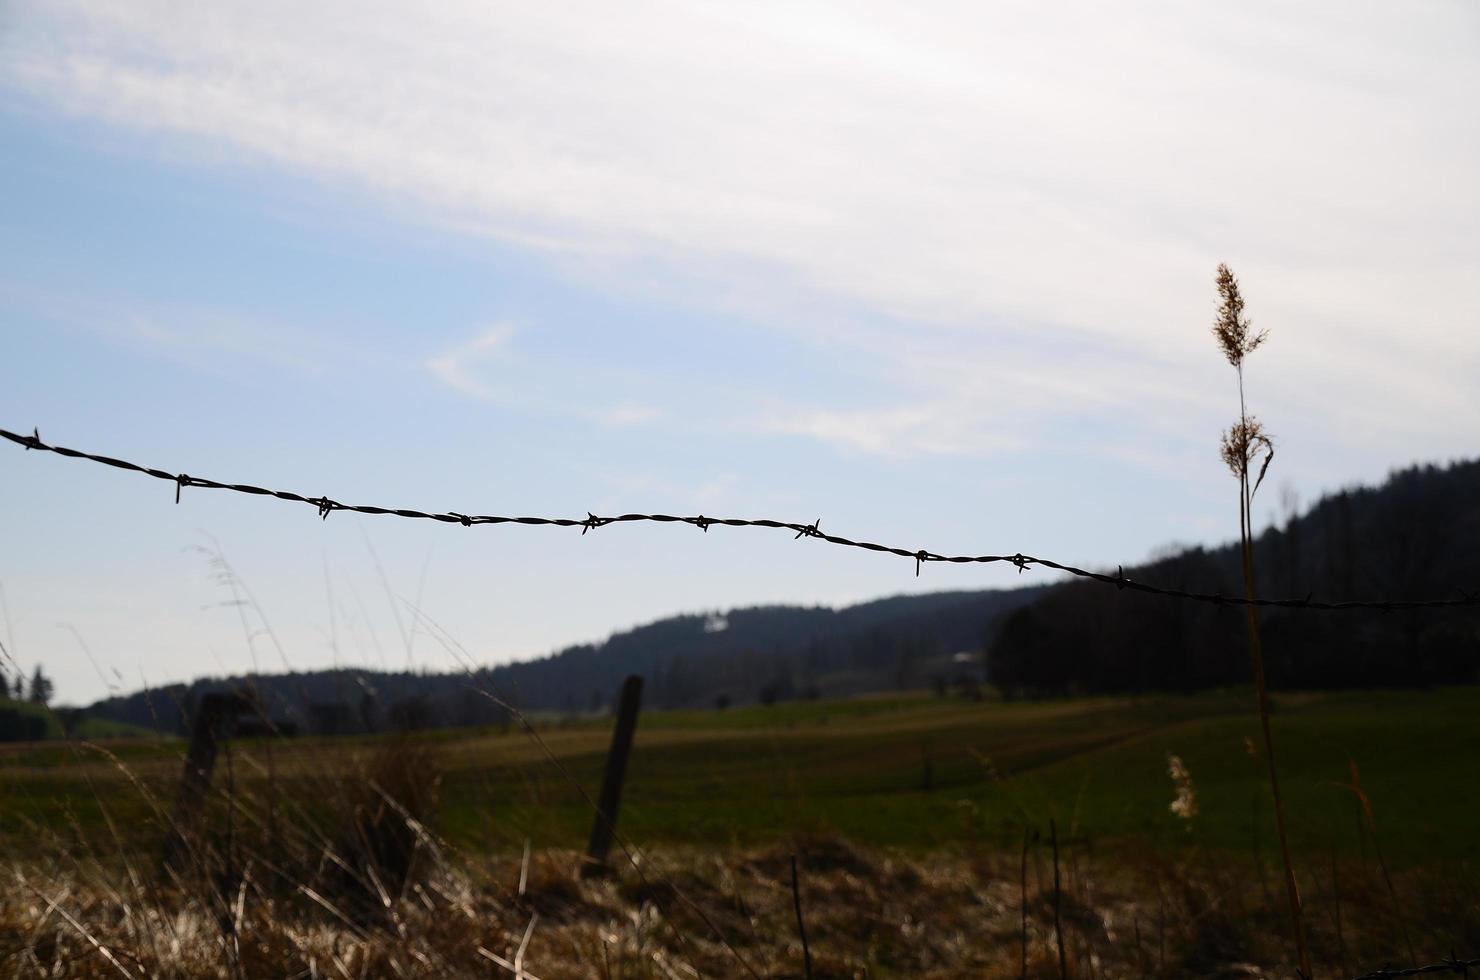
top-left (163, 691), bottom-right (249, 873)
top-left (582, 675), bottom-right (643, 877)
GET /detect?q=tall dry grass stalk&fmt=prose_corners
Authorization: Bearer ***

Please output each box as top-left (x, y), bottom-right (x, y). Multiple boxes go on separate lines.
top-left (1212, 262), bottom-right (1311, 976)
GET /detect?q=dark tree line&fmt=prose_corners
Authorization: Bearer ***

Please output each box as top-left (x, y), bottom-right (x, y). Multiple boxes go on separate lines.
top-left (0, 666), bottom-right (56, 741)
top-left (85, 588), bottom-right (1042, 735)
top-left (0, 666), bottom-right (52, 704)
top-left (989, 460), bottom-right (1480, 696)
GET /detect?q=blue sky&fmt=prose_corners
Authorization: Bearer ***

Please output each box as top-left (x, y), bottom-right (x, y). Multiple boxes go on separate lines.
top-left (2, 1), bottom-right (1478, 705)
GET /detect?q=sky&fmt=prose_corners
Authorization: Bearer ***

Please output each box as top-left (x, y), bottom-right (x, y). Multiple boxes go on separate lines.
top-left (2, 1), bottom-right (1477, 706)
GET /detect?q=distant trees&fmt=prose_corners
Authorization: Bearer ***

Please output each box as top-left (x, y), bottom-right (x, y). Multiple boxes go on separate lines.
top-left (29, 666), bottom-right (54, 705)
top-left (0, 706), bottom-right (48, 741)
top-left (0, 669), bottom-right (56, 707)
top-left (0, 666), bottom-right (55, 741)
top-left (387, 695), bottom-right (433, 732)
top-left (989, 459), bottom-right (1480, 695)
top-left (756, 658), bottom-right (796, 708)
top-left (4, 666), bottom-right (54, 705)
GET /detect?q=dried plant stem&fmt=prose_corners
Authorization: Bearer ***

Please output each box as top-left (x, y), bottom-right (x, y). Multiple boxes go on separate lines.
top-left (1252, 793), bottom-right (1272, 906)
top-left (1157, 889), bottom-right (1165, 973)
top-left (1021, 827), bottom-right (1031, 980)
top-left (1237, 418), bottom-right (1310, 977)
top-left (1051, 818), bottom-right (1068, 980)
top-left (790, 855), bottom-right (814, 980)
top-left (1212, 263), bottom-right (1310, 977)
top-left (518, 838), bottom-right (531, 897)
top-left (1331, 844), bottom-right (1349, 976)
top-left (1350, 762), bottom-right (1416, 963)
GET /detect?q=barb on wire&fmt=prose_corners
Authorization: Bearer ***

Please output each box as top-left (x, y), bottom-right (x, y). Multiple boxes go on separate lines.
top-left (4, 426), bottom-right (1478, 614)
top-left (1349, 955), bottom-right (1480, 979)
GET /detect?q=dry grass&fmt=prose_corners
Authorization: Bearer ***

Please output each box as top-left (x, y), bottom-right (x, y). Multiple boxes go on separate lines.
top-left (4, 687), bottom-right (1480, 978)
top-left (5, 816), bottom-right (1480, 978)
top-left (7, 678), bottom-right (1480, 976)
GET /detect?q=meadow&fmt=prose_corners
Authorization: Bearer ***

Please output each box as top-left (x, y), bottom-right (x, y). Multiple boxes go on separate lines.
top-left (3, 686), bottom-right (1480, 977)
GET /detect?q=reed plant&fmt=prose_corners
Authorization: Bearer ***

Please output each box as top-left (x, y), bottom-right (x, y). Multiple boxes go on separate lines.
top-left (1211, 262), bottom-right (1311, 975)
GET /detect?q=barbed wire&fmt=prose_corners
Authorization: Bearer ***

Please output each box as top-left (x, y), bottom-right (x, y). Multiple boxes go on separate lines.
top-left (5, 426), bottom-right (1478, 613)
top-left (1348, 956), bottom-right (1480, 979)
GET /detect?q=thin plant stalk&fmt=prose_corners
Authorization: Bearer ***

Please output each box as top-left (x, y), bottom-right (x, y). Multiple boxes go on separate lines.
top-left (1349, 759), bottom-right (1416, 962)
top-left (1051, 818), bottom-right (1068, 980)
top-left (1021, 826), bottom-right (1030, 980)
top-left (1212, 263), bottom-right (1310, 977)
top-left (1240, 470), bottom-right (1309, 976)
top-left (1330, 844), bottom-right (1349, 976)
top-left (790, 855), bottom-right (814, 980)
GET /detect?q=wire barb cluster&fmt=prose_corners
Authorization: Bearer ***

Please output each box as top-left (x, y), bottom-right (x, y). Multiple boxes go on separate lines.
top-left (5, 426), bottom-right (1479, 613)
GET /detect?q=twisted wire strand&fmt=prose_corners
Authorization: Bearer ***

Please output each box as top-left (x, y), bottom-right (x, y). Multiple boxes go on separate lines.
top-left (5, 426), bottom-right (1477, 612)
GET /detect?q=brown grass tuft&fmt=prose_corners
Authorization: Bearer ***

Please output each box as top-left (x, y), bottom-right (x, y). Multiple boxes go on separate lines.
top-left (4, 830), bottom-right (1479, 977)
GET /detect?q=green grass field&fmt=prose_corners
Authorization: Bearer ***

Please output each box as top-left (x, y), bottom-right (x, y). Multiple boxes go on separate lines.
top-left (4, 685), bottom-right (1476, 869)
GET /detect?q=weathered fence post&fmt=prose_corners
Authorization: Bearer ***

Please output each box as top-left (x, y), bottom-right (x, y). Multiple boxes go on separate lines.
top-left (582, 674), bottom-right (643, 877)
top-left (163, 691), bottom-right (249, 873)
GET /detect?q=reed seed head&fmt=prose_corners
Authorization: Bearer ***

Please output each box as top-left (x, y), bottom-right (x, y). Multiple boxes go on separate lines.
top-left (1220, 416), bottom-right (1275, 491)
top-left (1212, 263), bottom-right (1268, 368)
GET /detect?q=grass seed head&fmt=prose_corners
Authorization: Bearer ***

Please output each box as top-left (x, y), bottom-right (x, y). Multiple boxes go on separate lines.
top-left (1212, 263), bottom-right (1268, 368)
top-left (1167, 753), bottom-right (1199, 821)
top-left (1220, 416), bottom-right (1274, 488)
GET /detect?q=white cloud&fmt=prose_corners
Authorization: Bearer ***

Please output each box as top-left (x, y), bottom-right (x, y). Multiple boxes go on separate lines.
top-left (762, 402), bottom-right (1021, 457)
top-left (424, 330), bottom-right (671, 428)
top-left (3, 1), bottom-right (1478, 460)
top-left (753, 325), bottom-right (1220, 457)
top-left (424, 325), bottom-right (516, 399)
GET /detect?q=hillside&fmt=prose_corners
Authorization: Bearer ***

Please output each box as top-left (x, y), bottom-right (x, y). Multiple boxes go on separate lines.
top-left (75, 457), bottom-right (1480, 737)
top-left (82, 586), bottom-right (1045, 735)
top-left (991, 458), bottom-right (1480, 696)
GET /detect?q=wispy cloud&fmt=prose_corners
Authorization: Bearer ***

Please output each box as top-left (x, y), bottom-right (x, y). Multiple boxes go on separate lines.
top-left (5, 3), bottom-right (1476, 344)
top-left (750, 325), bottom-right (1222, 458)
top-left (4, 1), bottom-right (1478, 460)
top-left (424, 326), bottom-right (516, 399)
top-left (584, 469), bottom-right (741, 515)
top-left (760, 403), bottom-right (1021, 458)
top-left (425, 329), bottom-right (672, 434)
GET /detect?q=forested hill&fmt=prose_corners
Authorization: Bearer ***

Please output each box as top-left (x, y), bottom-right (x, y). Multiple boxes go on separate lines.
top-left (85, 586), bottom-right (1045, 735)
top-left (990, 459), bottom-right (1480, 697)
top-left (80, 458), bottom-right (1480, 737)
